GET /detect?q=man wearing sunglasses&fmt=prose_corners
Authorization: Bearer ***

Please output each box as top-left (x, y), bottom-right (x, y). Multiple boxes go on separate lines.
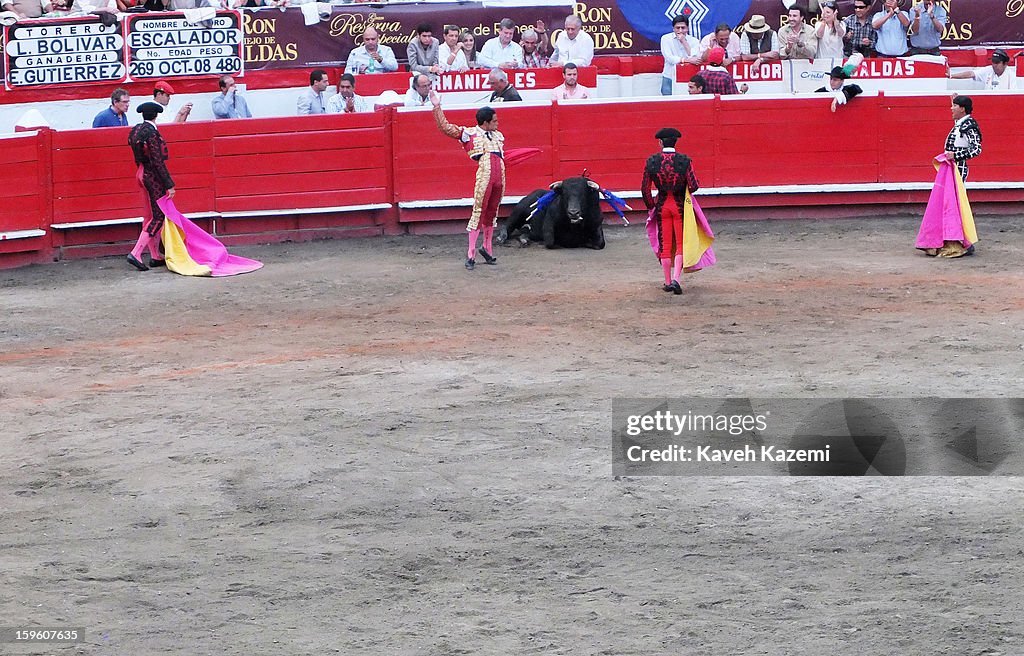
top-left (843, 1), bottom-right (878, 57)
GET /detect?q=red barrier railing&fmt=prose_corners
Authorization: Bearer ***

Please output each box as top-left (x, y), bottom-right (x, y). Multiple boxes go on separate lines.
top-left (2, 92), bottom-right (1021, 268)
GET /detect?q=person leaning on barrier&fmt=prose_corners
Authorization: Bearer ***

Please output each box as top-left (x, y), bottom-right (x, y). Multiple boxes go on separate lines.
top-left (345, 26), bottom-right (398, 75)
top-left (737, 14), bottom-right (779, 73)
top-left (212, 75), bottom-right (252, 119)
top-left (549, 15), bottom-right (594, 67)
top-left (908, 0), bottom-right (947, 56)
top-left (405, 74), bottom-right (432, 107)
top-left (949, 49), bottom-right (1015, 91)
top-left (460, 31), bottom-right (482, 69)
top-left (153, 80), bottom-right (191, 123)
top-left (92, 88), bottom-right (130, 128)
top-left (478, 17), bottom-right (523, 69)
top-left (439, 24), bottom-right (469, 73)
top-left (698, 22), bottom-right (740, 67)
top-left (778, 4), bottom-right (818, 60)
top-left (815, 66), bottom-right (863, 113)
top-left (551, 62), bottom-right (590, 100)
top-left (842, 0), bottom-right (877, 57)
top-left (521, 25), bottom-right (550, 68)
top-left (871, 0), bottom-right (910, 57)
top-left (660, 14), bottom-right (701, 96)
top-left (327, 73), bottom-right (370, 114)
top-left (407, 23), bottom-right (440, 78)
top-left (700, 47), bottom-right (740, 95)
top-left (487, 68), bottom-right (522, 102)
top-left (297, 69), bottom-right (329, 115)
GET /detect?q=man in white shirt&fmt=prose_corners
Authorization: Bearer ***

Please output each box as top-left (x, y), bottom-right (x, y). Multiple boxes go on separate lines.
top-left (549, 15), bottom-right (594, 67)
top-left (660, 14), bottom-right (701, 95)
top-left (345, 26), bottom-right (398, 75)
top-left (949, 49), bottom-right (1016, 91)
top-left (550, 62), bottom-right (590, 100)
top-left (405, 74), bottom-right (432, 107)
top-left (327, 73), bottom-right (370, 114)
top-left (438, 24), bottom-right (468, 73)
top-left (698, 22), bottom-right (741, 67)
top-left (297, 69), bottom-right (329, 115)
top-left (478, 18), bottom-right (524, 69)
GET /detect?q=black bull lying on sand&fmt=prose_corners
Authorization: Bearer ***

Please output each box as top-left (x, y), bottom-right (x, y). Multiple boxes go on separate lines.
top-left (496, 176), bottom-right (606, 249)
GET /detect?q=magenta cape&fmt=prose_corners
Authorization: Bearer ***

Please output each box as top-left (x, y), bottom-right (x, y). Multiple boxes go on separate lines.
top-left (915, 153), bottom-right (978, 250)
top-left (645, 189), bottom-right (716, 272)
top-left (156, 197), bottom-right (263, 277)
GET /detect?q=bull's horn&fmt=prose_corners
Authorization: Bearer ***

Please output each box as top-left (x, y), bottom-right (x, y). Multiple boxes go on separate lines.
top-left (586, 180), bottom-right (600, 190)
top-left (549, 181), bottom-right (563, 190)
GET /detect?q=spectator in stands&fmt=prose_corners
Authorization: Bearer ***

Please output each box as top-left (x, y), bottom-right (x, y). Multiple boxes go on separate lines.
top-left (814, 1), bottom-right (846, 58)
top-left (871, 0), bottom-right (910, 57)
top-left (212, 76), bottom-right (252, 119)
top-left (521, 25), bottom-right (550, 68)
top-left (779, 5), bottom-right (817, 59)
top-left (660, 14), bottom-right (701, 95)
top-left (405, 74), bottom-right (433, 107)
top-left (908, 0), bottom-right (946, 56)
top-left (407, 23), bottom-right (440, 78)
top-left (488, 68), bottom-right (522, 102)
top-left (738, 14), bottom-right (779, 73)
top-left (345, 26), bottom-right (398, 75)
top-left (2, 0), bottom-right (45, 18)
top-left (843, 0), bottom-right (877, 57)
top-left (327, 73), bottom-right (370, 114)
top-left (815, 66), bottom-right (863, 113)
top-left (701, 47), bottom-right (740, 95)
top-left (550, 15), bottom-right (594, 67)
top-left (949, 49), bottom-right (1015, 90)
top-left (439, 24), bottom-right (469, 73)
top-left (479, 18), bottom-right (524, 69)
top-left (92, 89), bottom-right (130, 128)
top-left (699, 22), bottom-right (740, 67)
top-left (551, 63), bottom-right (590, 100)
top-left (687, 74), bottom-right (707, 94)
top-left (126, 102), bottom-right (173, 272)
top-left (460, 31), bottom-right (482, 69)
top-left (297, 69), bottom-right (329, 115)
top-left (153, 81), bottom-right (191, 124)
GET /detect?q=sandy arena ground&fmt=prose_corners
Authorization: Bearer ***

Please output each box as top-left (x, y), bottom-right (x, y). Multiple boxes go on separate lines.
top-left (2, 215), bottom-right (1023, 655)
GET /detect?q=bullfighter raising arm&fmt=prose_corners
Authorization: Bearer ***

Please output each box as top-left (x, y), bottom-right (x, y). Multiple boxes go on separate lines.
top-left (430, 90), bottom-right (506, 270)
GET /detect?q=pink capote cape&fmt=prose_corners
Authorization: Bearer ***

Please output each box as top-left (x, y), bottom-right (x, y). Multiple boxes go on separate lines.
top-left (157, 196), bottom-right (263, 277)
top-left (645, 188), bottom-right (716, 272)
top-left (915, 153), bottom-right (978, 250)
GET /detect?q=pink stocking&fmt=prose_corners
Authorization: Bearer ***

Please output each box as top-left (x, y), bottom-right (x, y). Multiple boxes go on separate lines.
top-left (661, 258), bottom-right (672, 285)
top-left (130, 231), bottom-right (150, 260)
top-left (467, 229), bottom-right (480, 259)
top-left (672, 254), bottom-right (683, 282)
top-left (481, 225), bottom-right (494, 256)
top-left (148, 232), bottom-right (163, 260)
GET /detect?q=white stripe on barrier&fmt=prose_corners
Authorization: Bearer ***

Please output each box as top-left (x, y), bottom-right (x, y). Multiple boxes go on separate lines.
top-left (0, 228), bottom-right (46, 240)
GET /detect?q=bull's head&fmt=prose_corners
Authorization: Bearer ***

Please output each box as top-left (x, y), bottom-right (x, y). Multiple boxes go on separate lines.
top-left (550, 178), bottom-right (600, 224)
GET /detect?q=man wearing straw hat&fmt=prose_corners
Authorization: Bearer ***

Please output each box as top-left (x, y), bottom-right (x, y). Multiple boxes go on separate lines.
top-left (738, 15), bottom-right (780, 72)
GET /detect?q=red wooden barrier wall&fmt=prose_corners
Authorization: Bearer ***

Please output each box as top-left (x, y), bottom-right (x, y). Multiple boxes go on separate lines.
top-left (2, 93), bottom-right (1021, 269)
